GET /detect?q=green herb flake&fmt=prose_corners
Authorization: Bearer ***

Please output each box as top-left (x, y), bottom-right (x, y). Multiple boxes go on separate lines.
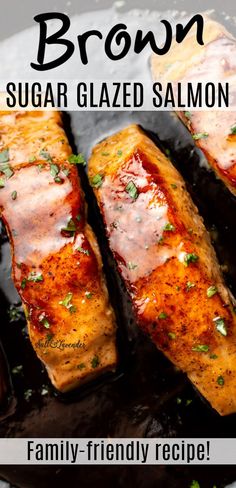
top-left (11, 190), bottom-right (17, 200)
top-left (127, 262), bottom-right (138, 270)
top-left (85, 291), bottom-right (92, 299)
top-left (68, 153), bottom-right (86, 166)
top-left (12, 364), bottom-right (23, 375)
top-left (214, 317), bottom-right (227, 336)
top-left (159, 312), bottom-right (168, 319)
top-left (50, 163), bottom-right (59, 178)
top-left (8, 304), bottom-right (22, 323)
top-left (192, 132), bottom-right (209, 140)
top-left (91, 174), bottom-right (103, 188)
top-left (0, 178), bottom-right (5, 188)
top-left (190, 480), bottom-right (200, 488)
top-left (39, 149), bottom-right (52, 162)
top-left (27, 272), bottom-right (43, 283)
top-left (168, 332), bottom-right (176, 340)
top-left (176, 397), bottom-right (182, 405)
top-left (207, 285), bottom-right (218, 298)
top-left (59, 292), bottom-right (76, 313)
top-left (186, 281), bottom-right (195, 292)
top-left (59, 292), bottom-right (73, 308)
top-left (230, 124), bottom-right (236, 135)
top-left (171, 183), bottom-right (177, 189)
top-left (192, 344), bottom-right (209, 353)
top-left (24, 389), bottom-right (33, 401)
top-left (62, 166), bottom-right (70, 177)
top-left (217, 375), bottom-right (224, 386)
top-left (61, 218), bottom-right (77, 235)
top-left (0, 149), bottom-right (9, 163)
top-left (29, 156), bottom-right (36, 163)
top-left (21, 278), bottom-right (27, 290)
top-left (117, 149), bottom-right (123, 156)
top-left (77, 363), bottom-right (86, 370)
top-left (163, 222), bottom-right (175, 232)
top-left (184, 111), bottom-right (192, 119)
top-left (184, 253), bottom-right (199, 267)
top-left (186, 399), bottom-right (192, 406)
top-left (54, 176), bottom-right (63, 184)
top-left (125, 181), bottom-right (139, 200)
top-left (210, 354), bottom-right (218, 359)
top-left (77, 246), bottom-right (90, 256)
top-left (91, 355), bottom-right (100, 368)
top-left (101, 152), bottom-right (110, 156)
top-left (0, 162), bottom-right (14, 179)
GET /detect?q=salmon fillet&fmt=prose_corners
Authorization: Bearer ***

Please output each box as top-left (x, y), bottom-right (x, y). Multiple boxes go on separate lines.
top-left (88, 124), bottom-right (236, 415)
top-left (151, 18), bottom-right (236, 196)
top-left (0, 111), bottom-right (117, 392)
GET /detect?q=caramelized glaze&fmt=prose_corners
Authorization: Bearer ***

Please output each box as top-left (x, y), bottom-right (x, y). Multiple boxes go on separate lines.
top-left (89, 124), bottom-right (236, 415)
top-left (0, 111), bottom-right (117, 392)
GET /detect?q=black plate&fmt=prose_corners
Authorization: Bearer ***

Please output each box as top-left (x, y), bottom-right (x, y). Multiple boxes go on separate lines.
top-left (0, 109), bottom-right (236, 488)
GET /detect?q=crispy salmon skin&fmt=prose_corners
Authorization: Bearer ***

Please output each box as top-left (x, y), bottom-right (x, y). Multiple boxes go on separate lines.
top-left (151, 18), bottom-right (236, 196)
top-left (0, 111), bottom-right (117, 392)
top-left (89, 124), bottom-right (236, 415)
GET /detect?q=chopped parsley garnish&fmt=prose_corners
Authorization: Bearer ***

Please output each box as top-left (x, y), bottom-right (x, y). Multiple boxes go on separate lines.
top-left (91, 355), bottom-right (100, 368)
top-left (54, 176), bottom-right (63, 183)
top-left (168, 332), bottom-right (176, 339)
top-left (77, 363), bottom-right (86, 370)
top-left (217, 375), bottom-right (224, 386)
top-left (59, 292), bottom-right (76, 313)
top-left (68, 153), bottom-right (86, 166)
top-left (21, 278), bottom-right (27, 289)
top-left (85, 291), bottom-right (92, 299)
top-left (0, 178), bottom-right (5, 188)
top-left (190, 480), bottom-right (200, 488)
top-left (50, 163), bottom-right (59, 178)
top-left (8, 304), bottom-right (22, 322)
top-left (29, 156), bottom-right (36, 163)
top-left (184, 253), bottom-right (199, 267)
top-left (184, 111), bottom-right (192, 119)
top-left (214, 317), bottom-right (227, 336)
top-left (24, 389), bottom-right (33, 401)
top-left (192, 132), bottom-right (209, 140)
top-left (159, 312), bottom-right (168, 319)
top-left (39, 149), bottom-right (52, 162)
top-left (101, 152), bottom-right (110, 156)
top-left (0, 162), bottom-right (14, 179)
top-left (176, 397), bottom-right (182, 405)
top-left (91, 174), bottom-right (103, 188)
top-left (77, 246), bottom-right (90, 256)
top-left (61, 165), bottom-right (70, 176)
top-left (192, 344), bottom-right (209, 353)
top-left (230, 125), bottom-right (236, 135)
top-left (27, 272), bottom-right (43, 283)
top-left (127, 262), bottom-right (138, 270)
top-left (12, 365), bottom-right (23, 375)
top-left (117, 149), bottom-right (123, 156)
top-left (11, 191), bottom-right (17, 200)
top-left (163, 222), bottom-right (175, 232)
top-left (61, 218), bottom-right (77, 235)
top-left (125, 181), bottom-right (139, 200)
top-left (207, 285), bottom-right (218, 298)
top-left (210, 354), bottom-right (218, 359)
top-left (39, 314), bottom-right (50, 329)
top-left (186, 281), bottom-right (195, 292)
top-left (0, 149), bottom-right (9, 163)
top-left (171, 183), bottom-right (177, 189)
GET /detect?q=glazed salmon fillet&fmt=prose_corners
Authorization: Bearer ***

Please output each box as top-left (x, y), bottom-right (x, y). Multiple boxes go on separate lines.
top-left (89, 124), bottom-right (236, 415)
top-left (0, 111), bottom-right (117, 392)
top-left (151, 19), bottom-right (236, 196)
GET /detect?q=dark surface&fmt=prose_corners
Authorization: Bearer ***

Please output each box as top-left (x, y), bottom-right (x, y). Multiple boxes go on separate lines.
top-left (0, 109), bottom-right (236, 488)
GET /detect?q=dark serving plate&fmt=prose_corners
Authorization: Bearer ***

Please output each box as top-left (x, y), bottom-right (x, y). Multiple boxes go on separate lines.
top-left (0, 109), bottom-right (235, 488)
